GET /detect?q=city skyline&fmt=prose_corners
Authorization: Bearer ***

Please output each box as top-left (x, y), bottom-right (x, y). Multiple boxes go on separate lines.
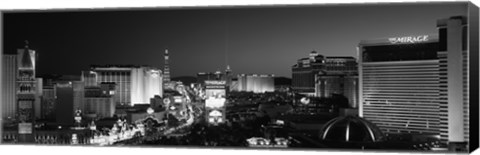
top-left (3, 2), bottom-right (467, 78)
top-left (1, 2), bottom-right (476, 152)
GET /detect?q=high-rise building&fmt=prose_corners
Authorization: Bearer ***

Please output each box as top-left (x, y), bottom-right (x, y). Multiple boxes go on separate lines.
top-left (292, 51), bottom-right (325, 96)
top-left (315, 74), bottom-right (358, 107)
top-left (163, 49), bottom-right (171, 84)
top-left (437, 16), bottom-right (469, 146)
top-left (314, 57), bottom-right (358, 108)
top-left (292, 52), bottom-right (357, 96)
top-left (197, 71), bottom-right (224, 84)
top-left (41, 86), bottom-right (56, 120)
top-left (55, 82), bottom-right (75, 126)
top-left (72, 81), bottom-right (85, 113)
top-left (81, 71), bottom-right (97, 87)
top-left (236, 74), bottom-right (275, 93)
top-left (358, 16), bottom-right (469, 148)
top-left (83, 85), bottom-right (115, 119)
top-left (83, 65), bottom-right (163, 106)
top-left (2, 55), bottom-right (17, 119)
top-left (16, 41), bottom-right (37, 142)
top-left (34, 78), bottom-right (43, 119)
top-left (84, 97), bottom-right (115, 119)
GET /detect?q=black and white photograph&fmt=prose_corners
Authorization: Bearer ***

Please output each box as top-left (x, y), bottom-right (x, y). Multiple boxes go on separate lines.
top-left (0, 1), bottom-right (479, 154)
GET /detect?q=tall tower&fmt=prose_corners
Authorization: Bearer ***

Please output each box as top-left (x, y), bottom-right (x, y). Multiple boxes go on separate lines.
top-left (16, 40), bottom-right (37, 143)
top-left (163, 49), bottom-right (171, 84)
top-left (225, 65), bottom-right (232, 92)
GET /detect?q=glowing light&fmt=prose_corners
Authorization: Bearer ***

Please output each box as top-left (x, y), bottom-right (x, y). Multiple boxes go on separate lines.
top-left (205, 80), bottom-right (226, 85)
top-left (209, 110), bottom-right (222, 117)
top-left (163, 98), bottom-right (171, 104)
top-left (205, 97), bottom-right (225, 108)
top-left (388, 35), bottom-right (429, 44)
top-left (174, 96), bottom-right (183, 103)
top-left (146, 107), bottom-right (154, 114)
top-left (300, 97), bottom-right (310, 105)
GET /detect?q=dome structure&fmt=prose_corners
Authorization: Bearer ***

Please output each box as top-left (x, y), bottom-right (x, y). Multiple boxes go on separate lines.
top-left (319, 116), bottom-right (385, 143)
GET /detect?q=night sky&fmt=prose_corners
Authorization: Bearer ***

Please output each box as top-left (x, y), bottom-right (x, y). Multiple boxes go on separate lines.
top-left (3, 2), bottom-right (467, 78)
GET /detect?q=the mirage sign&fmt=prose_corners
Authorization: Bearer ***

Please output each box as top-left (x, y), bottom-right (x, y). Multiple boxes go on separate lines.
top-left (388, 35), bottom-right (429, 44)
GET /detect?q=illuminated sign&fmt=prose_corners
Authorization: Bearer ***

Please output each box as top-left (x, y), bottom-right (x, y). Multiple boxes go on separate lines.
top-left (205, 80), bottom-right (226, 85)
top-left (173, 96), bottom-right (183, 103)
top-left (18, 123), bottom-right (33, 134)
top-left (246, 137), bottom-right (289, 148)
top-left (300, 97), bottom-right (310, 105)
top-left (205, 97), bottom-right (225, 108)
top-left (163, 98), bottom-right (171, 104)
top-left (388, 35), bottom-right (429, 44)
top-left (209, 110), bottom-right (223, 117)
top-left (206, 85), bottom-right (225, 89)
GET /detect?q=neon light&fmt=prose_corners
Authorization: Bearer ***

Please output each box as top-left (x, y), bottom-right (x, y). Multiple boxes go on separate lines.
top-left (388, 35), bottom-right (429, 44)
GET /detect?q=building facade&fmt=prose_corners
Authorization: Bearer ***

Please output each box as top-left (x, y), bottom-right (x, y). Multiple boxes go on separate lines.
top-left (358, 16), bottom-right (469, 147)
top-left (436, 16), bottom-right (469, 145)
top-left (16, 43), bottom-right (38, 142)
top-left (72, 81), bottom-right (85, 113)
top-left (55, 82), bottom-right (75, 126)
top-left (315, 75), bottom-right (358, 108)
top-left (2, 55), bottom-right (17, 119)
top-left (84, 98), bottom-right (115, 119)
top-left (83, 83), bottom-right (116, 119)
top-left (41, 86), bottom-right (56, 120)
top-left (34, 78), bottom-right (43, 119)
top-left (293, 51), bottom-right (358, 96)
top-left (197, 71), bottom-right (224, 84)
top-left (236, 74), bottom-right (275, 93)
top-left (315, 57), bottom-right (358, 108)
top-left (292, 51), bottom-right (325, 95)
top-left (83, 65), bottom-right (163, 106)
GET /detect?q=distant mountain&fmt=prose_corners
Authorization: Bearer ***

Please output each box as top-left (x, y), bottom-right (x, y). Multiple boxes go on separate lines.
top-left (171, 76), bottom-right (197, 85)
top-left (274, 77), bottom-right (291, 86)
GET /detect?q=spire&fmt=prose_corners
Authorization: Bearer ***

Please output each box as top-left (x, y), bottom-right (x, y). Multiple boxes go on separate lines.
top-left (20, 40), bottom-right (34, 69)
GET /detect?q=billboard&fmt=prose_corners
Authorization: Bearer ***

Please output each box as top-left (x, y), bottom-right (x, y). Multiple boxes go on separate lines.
top-left (207, 109), bottom-right (224, 124)
top-left (18, 123), bottom-right (33, 134)
top-left (205, 97), bottom-right (226, 108)
top-left (205, 80), bottom-right (226, 99)
top-left (204, 80), bottom-right (227, 125)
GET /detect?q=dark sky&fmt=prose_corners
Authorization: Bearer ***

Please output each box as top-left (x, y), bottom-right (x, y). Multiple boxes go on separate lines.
top-left (3, 2), bottom-right (467, 78)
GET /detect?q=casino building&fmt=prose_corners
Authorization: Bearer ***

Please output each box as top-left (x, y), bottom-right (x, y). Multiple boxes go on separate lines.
top-left (82, 65), bottom-right (163, 106)
top-left (204, 80), bottom-right (227, 125)
top-left (292, 51), bottom-right (357, 96)
top-left (315, 57), bottom-right (358, 108)
top-left (358, 16), bottom-right (469, 149)
top-left (236, 74), bottom-right (275, 93)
